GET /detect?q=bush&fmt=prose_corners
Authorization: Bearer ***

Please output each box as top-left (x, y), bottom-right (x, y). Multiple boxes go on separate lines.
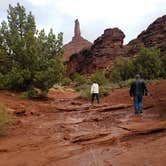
top-left (134, 48), bottom-right (161, 79)
top-left (160, 54), bottom-right (166, 78)
top-left (91, 70), bottom-right (107, 85)
top-left (100, 86), bottom-right (111, 96)
top-left (109, 48), bottom-right (163, 83)
top-left (61, 77), bottom-right (72, 86)
top-left (20, 88), bottom-right (39, 99)
top-left (71, 73), bottom-right (87, 86)
top-left (0, 74), bottom-right (6, 89)
top-left (117, 79), bottom-right (134, 88)
top-left (110, 57), bottom-right (135, 83)
top-left (77, 85), bottom-right (110, 100)
top-left (78, 87), bottom-right (91, 100)
top-left (76, 71), bottom-right (110, 100)
top-left (0, 103), bottom-right (12, 136)
top-left (0, 3), bottom-right (64, 96)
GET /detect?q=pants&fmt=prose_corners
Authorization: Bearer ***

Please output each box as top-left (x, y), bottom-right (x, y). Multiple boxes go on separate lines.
top-left (91, 93), bottom-right (99, 104)
top-left (134, 95), bottom-right (142, 114)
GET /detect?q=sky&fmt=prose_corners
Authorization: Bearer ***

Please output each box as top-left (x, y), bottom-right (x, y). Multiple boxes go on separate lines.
top-left (0, 0), bottom-right (166, 45)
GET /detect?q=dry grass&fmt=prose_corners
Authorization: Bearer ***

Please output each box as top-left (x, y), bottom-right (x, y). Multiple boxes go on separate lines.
top-left (0, 103), bottom-right (12, 136)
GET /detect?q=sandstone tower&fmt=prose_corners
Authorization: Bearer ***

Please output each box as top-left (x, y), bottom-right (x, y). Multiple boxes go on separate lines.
top-left (63, 19), bottom-right (92, 62)
top-left (74, 19), bottom-right (81, 38)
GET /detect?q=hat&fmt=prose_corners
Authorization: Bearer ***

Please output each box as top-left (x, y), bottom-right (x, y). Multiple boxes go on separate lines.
top-left (135, 74), bottom-right (140, 79)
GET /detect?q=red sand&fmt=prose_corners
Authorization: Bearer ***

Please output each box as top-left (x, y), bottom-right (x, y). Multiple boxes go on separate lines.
top-left (0, 80), bottom-right (166, 166)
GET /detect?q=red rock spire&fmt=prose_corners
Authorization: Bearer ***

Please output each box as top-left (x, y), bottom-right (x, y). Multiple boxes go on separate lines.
top-left (74, 19), bottom-right (81, 38)
top-left (63, 19), bottom-right (92, 62)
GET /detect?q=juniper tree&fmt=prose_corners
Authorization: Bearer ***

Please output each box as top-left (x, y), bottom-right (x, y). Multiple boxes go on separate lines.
top-left (0, 3), bottom-right (64, 95)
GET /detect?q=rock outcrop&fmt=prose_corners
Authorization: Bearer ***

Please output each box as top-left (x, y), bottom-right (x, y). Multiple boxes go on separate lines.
top-left (128, 15), bottom-right (166, 55)
top-left (63, 19), bottom-right (92, 62)
top-left (66, 15), bottom-right (166, 75)
top-left (66, 28), bottom-right (127, 76)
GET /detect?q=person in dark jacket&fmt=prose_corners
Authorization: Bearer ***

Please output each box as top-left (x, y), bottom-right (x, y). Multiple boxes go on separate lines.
top-left (129, 74), bottom-right (148, 115)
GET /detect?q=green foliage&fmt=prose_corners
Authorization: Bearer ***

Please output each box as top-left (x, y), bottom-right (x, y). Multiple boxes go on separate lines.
top-left (160, 54), bottom-right (166, 78)
top-left (99, 86), bottom-right (110, 96)
top-left (33, 58), bottom-right (64, 92)
top-left (61, 77), bottom-right (72, 86)
top-left (91, 70), bottom-right (107, 85)
top-left (109, 48), bottom-right (163, 83)
top-left (77, 85), bottom-right (110, 100)
top-left (0, 3), bottom-right (64, 96)
top-left (134, 48), bottom-right (161, 79)
top-left (0, 74), bottom-right (6, 89)
top-left (71, 73), bottom-right (87, 86)
top-left (76, 71), bottom-right (110, 100)
top-left (78, 87), bottom-right (91, 100)
top-left (0, 103), bottom-right (12, 136)
top-left (20, 88), bottom-right (39, 99)
top-left (116, 79), bottom-right (134, 88)
top-left (110, 57), bottom-right (135, 82)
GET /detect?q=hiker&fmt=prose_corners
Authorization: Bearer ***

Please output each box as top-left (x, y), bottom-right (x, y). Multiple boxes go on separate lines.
top-left (129, 74), bottom-right (148, 115)
top-left (91, 82), bottom-right (99, 104)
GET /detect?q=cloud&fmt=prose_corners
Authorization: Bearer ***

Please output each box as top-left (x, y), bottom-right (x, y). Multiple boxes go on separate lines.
top-left (26, 0), bottom-right (54, 6)
top-left (0, 0), bottom-right (165, 44)
top-left (55, 0), bottom-right (166, 43)
top-left (56, 0), bottom-right (163, 21)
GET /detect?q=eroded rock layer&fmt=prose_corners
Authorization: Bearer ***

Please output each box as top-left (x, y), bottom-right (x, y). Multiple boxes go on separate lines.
top-left (128, 15), bottom-right (166, 55)
top-left (66, 15), bottom-right (166, 75)
top-left (66, 28), bottom-right (127, 75)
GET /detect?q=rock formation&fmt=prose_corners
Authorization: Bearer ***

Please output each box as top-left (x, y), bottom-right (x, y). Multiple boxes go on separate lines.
top-left (74, 19), bottom-right (81, 38)
top-left (66, 28), bottom-right (127, 76)
top-left (63, 19), bottom-right (92, 62)
top-left (66, 15), bottom-right (166, 76)
top-left (128, 15), bottom-right (166, 55)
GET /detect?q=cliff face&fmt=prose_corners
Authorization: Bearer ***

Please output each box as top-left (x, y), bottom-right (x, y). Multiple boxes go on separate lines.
top-left (128, 15), bottom-right (166, 55)
top-left (63, 19), bottom-right (92, 62)
top-left (66, 15), bottom-right (166, 76)
top-left (66, 28), bottom-right (127, 76)
top-left (91, 28), bottom-right (126, 59)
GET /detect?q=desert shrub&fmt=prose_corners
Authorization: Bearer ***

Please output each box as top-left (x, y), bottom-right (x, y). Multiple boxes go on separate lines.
top-left (91, 70), bottom-right (107, 85)
top-left (20, 88), bottom-right (39, 99)
top-left (0, 103), bottom-right (12, 136)
top-left (71, 73), bottom-right (87, 86)
top-left (61, 77), bottom-right (72, 86)
top-left (109, 48), bottom-right (163, 83)
top-left (108, 79), bottom-right (135, 89)
top-left (110, 57), bottom-right (135, 83)
top-left (74, 83), bottom-right (87, 92)
top-left (117, 79), bottom-right (134, 88)
top-left (76, 71), bottom-right (110, 100)
top-left (134, 48), bottom-right (161, 80)
top-left (77, 85), bottom-right (110, 100)
top-left (78, 87), bottom-right (91, 100)
top-left (160, 54), bottom-right (166, 78)
top-left (100, 86), bottom-right (111, 96)
top-left (0, 74), bottom-right (6, 89)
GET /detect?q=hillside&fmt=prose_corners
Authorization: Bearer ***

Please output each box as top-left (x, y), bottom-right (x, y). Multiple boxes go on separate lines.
top-left (0, 80), bottom-right (166, 166)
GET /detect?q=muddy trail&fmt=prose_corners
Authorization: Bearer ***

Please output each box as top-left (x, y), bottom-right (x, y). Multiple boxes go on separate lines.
top-left (0, 80), bottom-right (166, 166)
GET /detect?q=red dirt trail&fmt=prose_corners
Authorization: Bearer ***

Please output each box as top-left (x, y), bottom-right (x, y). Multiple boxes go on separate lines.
top-left (0, 80), bottom-right (166, 166)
